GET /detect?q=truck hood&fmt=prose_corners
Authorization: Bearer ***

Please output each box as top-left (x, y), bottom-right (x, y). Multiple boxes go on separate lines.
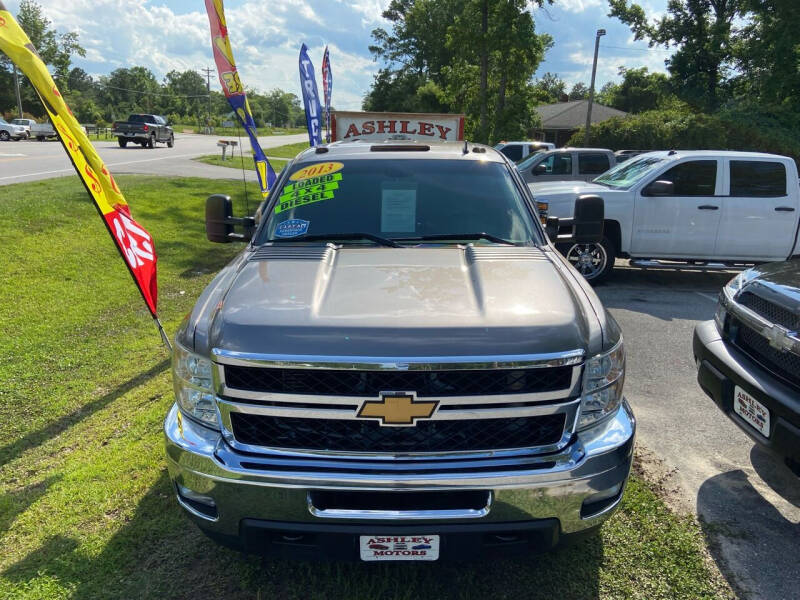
top-left (740, 260), bottom-right (800, 313)
top-left (205, 245), bottom-right (594, 357)
top-left (529, 181), bottom-right (608, 196)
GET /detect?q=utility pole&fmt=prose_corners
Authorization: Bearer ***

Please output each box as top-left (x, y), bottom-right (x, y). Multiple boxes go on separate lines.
top-left (200, 66), bottom-right (215, 131)
top-left (13, 66), bottom-right (23, 118)
top-left (584, 28), bottom-right (606, 146)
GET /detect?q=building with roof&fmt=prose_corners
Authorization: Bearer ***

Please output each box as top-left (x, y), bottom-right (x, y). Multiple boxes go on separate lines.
top-left (533, 100), bottom-right (628, 147)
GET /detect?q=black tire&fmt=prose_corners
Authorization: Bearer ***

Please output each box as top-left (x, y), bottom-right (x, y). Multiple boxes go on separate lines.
top-left (167, 133), bottom-right (174, 148)
top-left (36, 136), bottom-right (45, 141)
top-left (118, 137), bottom-right (128, 148)
top-left (147, 134), bottom-right (155, 148)
top-left (0, 131), bottom-right (10, 141)
top-left (561, 236), bottom-right (616, 284)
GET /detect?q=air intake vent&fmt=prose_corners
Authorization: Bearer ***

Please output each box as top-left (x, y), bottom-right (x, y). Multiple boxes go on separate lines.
top-left (466, 247), bottom-right (547, 263)
top-left (250, 245), bottom-right (334, 263)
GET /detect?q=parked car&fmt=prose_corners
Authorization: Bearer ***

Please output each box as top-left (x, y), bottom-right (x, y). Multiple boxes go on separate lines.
top-left (112, 114), bottom-right (174, 148)
top-left (30, 122), bottom-right (58, 141)
top-left (11, 118), bottom-right (36, 138)
top-left (614, 150), bottom-right (644, 163)
top-left (694, 261), bottom-right (800, 476)
top-left (165, 138), bottom-right (635, 561)
top-left (516, 148), bottom-right (617, 184)
top-left (495, 140), bottom-right (555, 161)
top-left (0, 117), bottom-right (26, 141)
top-left (532, 151), bottom-right (800, 283)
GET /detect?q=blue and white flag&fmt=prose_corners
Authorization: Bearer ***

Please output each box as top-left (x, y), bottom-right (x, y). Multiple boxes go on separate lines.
top-left (299, 43), bottom-right (323, 147)
top-left (321, 46), bottom-right (332, 143)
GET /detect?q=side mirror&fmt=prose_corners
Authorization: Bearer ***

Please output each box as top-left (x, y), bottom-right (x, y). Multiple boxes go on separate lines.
top-left (572, 194), bottom-right (605, 243)
top-left (546, 194), bottom-right (605, 244)
top-left (644, 180), bottom-right (674, 196)
top-left (206, 194), bottom-right (234, 243)
top-left (534, 163), bottom-right (548, 175)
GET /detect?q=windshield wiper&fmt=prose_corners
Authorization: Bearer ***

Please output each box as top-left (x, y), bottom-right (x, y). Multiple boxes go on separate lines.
top-left (268, 233), bottom-right (402, 248)
top-left (391, 233), bottom-right (517, 246)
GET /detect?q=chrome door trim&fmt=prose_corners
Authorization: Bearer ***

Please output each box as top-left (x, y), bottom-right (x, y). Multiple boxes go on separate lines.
top-left (211, 348), bottom-right (585, 370)
top-left (306, 491), bottom-right (492, 520)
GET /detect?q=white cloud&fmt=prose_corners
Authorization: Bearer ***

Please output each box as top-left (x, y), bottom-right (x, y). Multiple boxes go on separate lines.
top-left (557, 0), bottom-right (603, 13)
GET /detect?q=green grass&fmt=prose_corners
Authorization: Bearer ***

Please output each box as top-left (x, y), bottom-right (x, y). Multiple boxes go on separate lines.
top-left (174, 124), bottom-right (306, 137)
top-left (0, 175), bottom-right (733, 599)
top-left (193, 141), bottom-right (310, 173)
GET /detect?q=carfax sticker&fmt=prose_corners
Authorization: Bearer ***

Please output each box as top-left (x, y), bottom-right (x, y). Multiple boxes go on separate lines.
top-left (289, 161), bottom-right (344, 181)
top-left (274, 218), bottom-right (310, 237)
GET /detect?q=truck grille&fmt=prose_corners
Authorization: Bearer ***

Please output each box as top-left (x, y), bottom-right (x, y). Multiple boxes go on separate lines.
top-left (229, 412), bottom-right (567, 453)
top-left (733, 321), bottom-right (800, 390)
top-left (223, 365), bottom-right (573, 397)
top-left (738, 292), bottom-right (800, 331)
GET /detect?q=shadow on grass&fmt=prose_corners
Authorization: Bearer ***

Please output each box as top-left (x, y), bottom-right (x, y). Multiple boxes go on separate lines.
top-left (0, 359), bottom-right (170, 467)
top-left (0, 475), bottom-right (62, 538)
top-left (3, 471), bottom-right (605, 600)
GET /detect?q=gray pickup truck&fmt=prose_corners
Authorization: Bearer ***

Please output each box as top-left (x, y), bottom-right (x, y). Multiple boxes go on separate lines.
top-left (112, 114), bottom-right (174, 148)
top-left (165, 140), bottom-right (635, 561)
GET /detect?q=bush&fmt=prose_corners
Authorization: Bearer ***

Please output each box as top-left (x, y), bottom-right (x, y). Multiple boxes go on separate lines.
top-left (569, 108), bottom-right (800, 165)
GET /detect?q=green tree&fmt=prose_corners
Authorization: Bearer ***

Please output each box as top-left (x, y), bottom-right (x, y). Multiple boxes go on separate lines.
top-left (608, 0), bottom-right (744, 111)
top-left (568, 82), bottom-right (589, 100)
top-left (533, 72), bottom-right (566, 104)
top-left (97, 67), bottom-right (160, 119)
top-left (602, 67), bottom-right (673, 113)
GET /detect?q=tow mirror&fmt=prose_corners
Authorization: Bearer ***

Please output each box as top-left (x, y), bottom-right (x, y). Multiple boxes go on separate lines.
top-left (644, 180), bottom-right (674, 196)
top-left (205, 194), bottom-right (255, 243)
top-left (545, 194), bottom-right (605, 244)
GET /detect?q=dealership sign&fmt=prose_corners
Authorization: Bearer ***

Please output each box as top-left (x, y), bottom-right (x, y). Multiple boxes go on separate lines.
top-left (331, 111), bottom-right (465, 142)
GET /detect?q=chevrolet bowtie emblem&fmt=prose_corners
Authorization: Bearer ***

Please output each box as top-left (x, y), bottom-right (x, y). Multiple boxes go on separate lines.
top-left (357, 392), bottom-right (438, 426)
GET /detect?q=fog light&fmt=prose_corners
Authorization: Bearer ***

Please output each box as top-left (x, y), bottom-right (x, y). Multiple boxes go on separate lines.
top-left (580, 482), bottom-right (623, 518)
top-left (176, 483), bottom-right (218, 521)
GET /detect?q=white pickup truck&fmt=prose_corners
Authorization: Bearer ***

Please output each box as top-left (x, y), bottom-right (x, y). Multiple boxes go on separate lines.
top-left (531, 151), bottom-right (800, 282)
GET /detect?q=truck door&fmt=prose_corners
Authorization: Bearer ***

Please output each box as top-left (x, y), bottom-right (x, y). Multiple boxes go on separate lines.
top-left (578, 152), bottom-right (611, 182)
top-left (631, 159), bottom-right (722, 258)
top-left (714, 159), bottom-right (799, 260)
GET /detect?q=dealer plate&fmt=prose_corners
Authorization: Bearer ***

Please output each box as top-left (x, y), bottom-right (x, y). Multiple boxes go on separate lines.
top-left (359, 535), bottom-right (439, 561)
top-left (733, 386), bottom-right (770, 438)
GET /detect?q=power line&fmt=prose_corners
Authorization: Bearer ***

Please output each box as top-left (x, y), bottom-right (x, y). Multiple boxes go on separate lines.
top-left (200, 66), bottom-right (215, 127)
top-left (96, 82), bottom-right (210, 98)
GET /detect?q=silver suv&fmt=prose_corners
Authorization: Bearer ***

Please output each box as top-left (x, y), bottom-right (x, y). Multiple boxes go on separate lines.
top-left (165, 140), bottom-right (635, 561)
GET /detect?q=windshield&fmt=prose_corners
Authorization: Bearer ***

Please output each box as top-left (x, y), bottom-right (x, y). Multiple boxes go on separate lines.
top-left (0, 118), bottom-right (7, 125)
top-left (515, 151), bottom-right (546, 169)
top-left (258, 159), bottom-right (538, 245)
top-left (593, 155), bottom-right (668, 189)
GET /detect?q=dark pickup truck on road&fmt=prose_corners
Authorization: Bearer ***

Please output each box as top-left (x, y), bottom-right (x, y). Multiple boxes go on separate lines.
top-left (112, 114), bottom-right (174, 148)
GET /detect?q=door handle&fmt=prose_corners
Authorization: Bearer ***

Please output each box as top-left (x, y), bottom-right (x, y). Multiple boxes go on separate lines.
top-left (775, 206), bottom-right (795, 212)
top-left (697, 205), bottom-right (719, 210)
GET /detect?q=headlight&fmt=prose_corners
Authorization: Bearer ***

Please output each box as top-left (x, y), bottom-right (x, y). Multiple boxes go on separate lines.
top-left (578, 339), bottom-right (625, 430)
top-left (172, 341), bottom-right (219, 428)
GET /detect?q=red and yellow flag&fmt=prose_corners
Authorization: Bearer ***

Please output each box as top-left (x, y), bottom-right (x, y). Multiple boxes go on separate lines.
top-left (0, 3), bottom-right (162, 328)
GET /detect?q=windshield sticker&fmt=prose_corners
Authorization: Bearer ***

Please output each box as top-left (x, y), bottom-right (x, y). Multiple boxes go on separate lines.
top-left (274, 219), bottom-right (310, 237)
top-left (275, 172), bottom-right (343, 214)
top-left (381, 185), bottom-right (417, 232)
top-left (289, 161), bottom-right (344, 181)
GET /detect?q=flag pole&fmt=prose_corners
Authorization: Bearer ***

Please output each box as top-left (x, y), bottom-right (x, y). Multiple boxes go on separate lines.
top-left (155, 317), bottom-right (172, 352)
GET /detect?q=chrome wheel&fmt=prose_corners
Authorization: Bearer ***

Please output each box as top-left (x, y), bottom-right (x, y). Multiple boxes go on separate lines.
top-left (566, 242), bottom-right (607, 280)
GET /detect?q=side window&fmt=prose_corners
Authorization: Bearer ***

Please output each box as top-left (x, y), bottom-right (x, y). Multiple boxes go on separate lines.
top-left (542, 153), bottom-right (572, 175)
top-left (579, 153), bottom-right (610, 175)
top-left (501, 144), bottom-right (523, 162)
top-left (730, 161), bottom-right (787, 197)
top-left (652, 160), bottom-right (717, 196)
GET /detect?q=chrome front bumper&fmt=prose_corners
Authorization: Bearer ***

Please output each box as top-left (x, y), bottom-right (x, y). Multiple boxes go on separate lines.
top-left (164, 399), bottom-right (635, 543)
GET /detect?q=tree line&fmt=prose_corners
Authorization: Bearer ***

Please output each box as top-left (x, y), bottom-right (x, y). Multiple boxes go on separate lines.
top-left (0, 1), bottom-right (306, 129)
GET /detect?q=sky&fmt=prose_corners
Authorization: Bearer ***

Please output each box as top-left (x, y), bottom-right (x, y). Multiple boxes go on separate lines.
top-left (4, 0), bottom-right (673, 109)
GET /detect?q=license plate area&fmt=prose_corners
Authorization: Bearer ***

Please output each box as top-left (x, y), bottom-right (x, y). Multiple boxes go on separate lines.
top-left (359, 535), bottom-right (440, 561)
top-left (733, 385), bottom-right (770, 438)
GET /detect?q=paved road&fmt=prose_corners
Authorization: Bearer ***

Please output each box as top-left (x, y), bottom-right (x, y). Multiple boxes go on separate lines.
top-left (0, 132), bottom-right (307, 185)
top-left (598, 263), bottom-right (800, 600)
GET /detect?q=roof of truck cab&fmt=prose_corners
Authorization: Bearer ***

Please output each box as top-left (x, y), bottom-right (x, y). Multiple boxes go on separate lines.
top-left (292, 140), bottom-right (506, 163)
top-left (635, 150), bottom-right (793, 161)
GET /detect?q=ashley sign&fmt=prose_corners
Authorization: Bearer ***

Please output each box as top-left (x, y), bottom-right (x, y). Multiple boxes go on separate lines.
top-left (331, 111), bottom-right (465, 143)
